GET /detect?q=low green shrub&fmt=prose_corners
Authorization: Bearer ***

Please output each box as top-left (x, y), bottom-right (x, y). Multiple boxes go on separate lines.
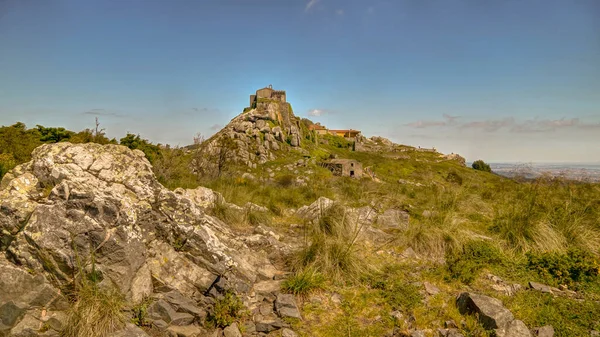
top-left (276, 174), bottom-right (295, 187)
top-left (504, 291), bottom-right (600, 336)
top-left (384, 282), bottom-right (422, 312)
top-left (472, 160), bottom-right (491, 172)
top-left (131, 297), bottom-right (153, 327)
top-left (446, 240), bottom-right (504, 284)
top-left (364, 266), bottom-right (422, 312)
top-left (526, 248), bottom-right (599, 288)
top-left (207, 290), bottom-right (245, 328)
top-left (445, 171), bottom-right (463, 185)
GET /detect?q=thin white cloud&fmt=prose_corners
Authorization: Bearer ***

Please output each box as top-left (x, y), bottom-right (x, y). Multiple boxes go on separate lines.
top-left (308, 109), bottom-right (323, 116)
top-left (405, 114), bottom-right (459, 128)
top-left (406, 120), bottom-right (447, 128)
top-left (405, 115), bottom-right (600, 133)
top-left (210, 124), bottom-right (222, 131)
top-left (82, 109), bottom-right (122, 117)
top-left (305, 0), bottom-right (320, 12)
top-left (335, 9), bottom-right (344, 16)
top-left (461, 118), bottom-right (515, 132)
top-left (308, 108), bottom-right (333, 116)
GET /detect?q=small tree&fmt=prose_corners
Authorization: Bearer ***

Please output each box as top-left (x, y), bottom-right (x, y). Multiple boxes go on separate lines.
top-left (472, 160), bottom-right (491, 173)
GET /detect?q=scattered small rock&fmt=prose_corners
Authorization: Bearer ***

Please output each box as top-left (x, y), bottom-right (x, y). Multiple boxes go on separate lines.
top-left (423, 282), bottom-right (440, 296)
top-left (223, 322), bottom-right (242, 337)
top-left (167, 325), bottom-right (206, 337)
top-left (331, 293), bottom-right (343, 304)
top-left (282, 328), bottom-right (299, 337)
top-left (532, 325), bottom-right (555, 337)
top-left (400, 247), bottom-right (419, 259)
top-left (410, 330), bottom-right (426, 337)
top-left (151, 319), bottom-right (168, 330)
top-left (444, 320), bottom-right (457, 329)
top-left (390, 310), bottom-right (404, 321)
top-left (505, 319), bottom-right (532, 337)
top-left (528, 281), bottom-right (552, 294)
top-left (275, 293), bottom-right (301, 319)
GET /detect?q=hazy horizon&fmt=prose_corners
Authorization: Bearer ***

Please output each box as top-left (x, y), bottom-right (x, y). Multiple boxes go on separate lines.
top-left (1, 0), bottom-right (599, 163)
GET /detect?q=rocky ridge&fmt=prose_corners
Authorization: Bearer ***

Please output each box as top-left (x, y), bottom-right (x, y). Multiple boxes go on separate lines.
top-left (194, 100), bottom-right (305, 172)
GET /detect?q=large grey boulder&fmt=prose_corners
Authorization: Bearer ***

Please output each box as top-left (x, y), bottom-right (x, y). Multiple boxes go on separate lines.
top-left (377, 209), bottom-right (410, 230)
top-left (295, 197), bottom-right (334, 221)
top-left (456, 292), bottom-right (514, 331)
top-left (0, 143), bottom-right (277, 333)
top-left (457, 292), bottom-right (532, 337)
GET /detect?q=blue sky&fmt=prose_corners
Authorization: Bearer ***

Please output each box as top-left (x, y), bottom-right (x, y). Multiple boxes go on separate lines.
top-left (1, 0), bottom-right (599, 162)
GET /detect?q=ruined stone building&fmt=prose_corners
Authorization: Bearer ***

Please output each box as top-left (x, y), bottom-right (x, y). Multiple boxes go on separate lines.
top-left (249, 85), bottom-right (286, 107)
top-left (309, 123), bottom-right (361, 140)
top-left (308, 123), bottom-right (329, 135)
top-left (321, 159), bottom-right (363, 178)
top-left (328, 129), bottom-right (361, 139)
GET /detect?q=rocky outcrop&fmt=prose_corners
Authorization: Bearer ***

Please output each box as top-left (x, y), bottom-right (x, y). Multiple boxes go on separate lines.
top-left (0, 142), bottom-right (280, 336)
top-left (193, 100), bottom-right (304, 172)
top-left (443, 153), bottom-right (466, 166)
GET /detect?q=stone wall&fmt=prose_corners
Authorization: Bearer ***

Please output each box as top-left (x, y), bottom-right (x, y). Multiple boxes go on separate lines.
top-left (322, 159), bottom-right (363, 178)
top-left (256, 87), bottom-right (273, 99)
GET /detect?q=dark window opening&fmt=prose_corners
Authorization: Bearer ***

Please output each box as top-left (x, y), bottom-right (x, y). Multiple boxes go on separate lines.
top-left (350, 170), bottom-right (355, 177)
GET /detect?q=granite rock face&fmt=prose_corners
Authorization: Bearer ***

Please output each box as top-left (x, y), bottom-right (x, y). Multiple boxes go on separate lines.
top-left (193, 100), bottom-right (304, 173)
top-left (456, 292), bottom-right (531, 337)
top-left (0, 142), bottom-right (277, 336)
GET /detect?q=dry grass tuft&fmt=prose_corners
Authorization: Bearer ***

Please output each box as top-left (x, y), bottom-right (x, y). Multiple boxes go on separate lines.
top-left (61, 280), bottom-right (126, 337)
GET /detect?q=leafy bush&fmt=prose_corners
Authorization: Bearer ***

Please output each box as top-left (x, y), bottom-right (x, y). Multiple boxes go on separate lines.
top-left (323, 134), bottom-right (351, 149)
top-left (119, 133), bottom-right (161, 164)
top-left (36, 125), bottom-right (74, 142)
top-left (0, 153), bottom-right (16, 180)
top-left (282, 268), bottom-right (325, 296)
top-left (504, 290), bottom-right (600, 336)
top-left (384, 281), bottom-right (422, 312)
top-left (364, 266), bottom-right (423, 312)
top-left (446, 240), bottom-right (504, 284)
top-left (207, 290), bottom-right (245, 328)
top-left (527, 249), bottom-right (599, 288)
top-left (472, 160), bottom-right (491, 172)
top-left (276, 174), bottom-right (295, 187)
top-left (445, 171), bottom-right (463, 185)
top-left (131, 297), bottom-right (153, 327)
